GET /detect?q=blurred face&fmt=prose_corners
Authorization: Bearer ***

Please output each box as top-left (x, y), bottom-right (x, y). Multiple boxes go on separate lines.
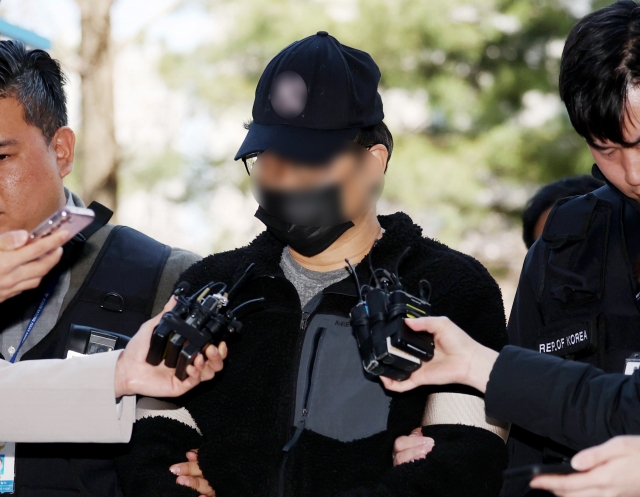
top-left (249, 144), bottom-right (387, 221)
top-left (0, 97), bottom-right (74, 233)
top-left (588, 86), bottom-right (640, 202)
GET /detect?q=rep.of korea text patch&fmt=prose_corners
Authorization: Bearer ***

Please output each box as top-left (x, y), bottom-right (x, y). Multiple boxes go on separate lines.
top-left (534, 321), bottom-right (597, 357)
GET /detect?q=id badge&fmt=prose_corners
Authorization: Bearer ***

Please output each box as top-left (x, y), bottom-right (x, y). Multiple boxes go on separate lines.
top-left (0, 442), bottom-right (15, 494)
top-left (625, 352), bottom-right (640, 375)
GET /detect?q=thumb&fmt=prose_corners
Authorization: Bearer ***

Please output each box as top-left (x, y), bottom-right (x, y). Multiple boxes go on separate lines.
top-left (0, 230), bottom-right (28, 251)
top-left (571, 438), bottom-right (628, 471)
top-left (160, 296), bottom-right (178, 315)
top-left (142, 297), bottom-right (177, 335)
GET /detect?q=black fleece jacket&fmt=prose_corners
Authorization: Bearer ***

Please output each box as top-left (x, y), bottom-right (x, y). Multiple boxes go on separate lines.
top-left (117, 212), bottom-right (508, 497)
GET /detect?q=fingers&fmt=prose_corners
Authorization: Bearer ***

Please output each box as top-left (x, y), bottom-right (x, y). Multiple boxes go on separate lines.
top-left (175, 474), bottom-right (215, 496)
top-left (0, 230), bottom-right (28, 251)
top-left (393, 443), bottom-right (435, 466)
top-left (170, 460), bottom-right (203, 477)
top-left (380, 376), bottom-right (399, 391)
top-left (8, 246), bottom-right (63, 283)
top-left (380, 375), bottom-right (419, 393)
top-left (204, 343), bottom-right (223, 365)
top-left (1, 277), bottom-right (46, 299)
top-left (218, 341), bottom-right (228, 360)
top-left (392, 429), bottom-right (434, 453)
top-left (404, 315), bottom-right (453, 334)
top-left (392, 429), bottom-right (435, 466)
top-left (186, 450), bottom-right (199, 461)
top-left (530, 468), bottom-right (607, 495)
top-left (0, 238), bottom-right (64, 283)
top-left (0, 246), bottom-right (63, 303)
top-left (11, 230), bottom-right (68, 266)
top-left (571, 436), bottom-right (634, 471)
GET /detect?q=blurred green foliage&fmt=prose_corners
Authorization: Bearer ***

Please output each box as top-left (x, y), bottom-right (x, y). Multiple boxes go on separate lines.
top-left (158, 0), bottom-right (597, 244)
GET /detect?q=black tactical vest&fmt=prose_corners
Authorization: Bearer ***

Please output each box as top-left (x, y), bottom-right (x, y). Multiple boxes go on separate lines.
top-left (536, 184), bottom-right (640, 373)
top-left (12, 204), bottom-right (171, 497)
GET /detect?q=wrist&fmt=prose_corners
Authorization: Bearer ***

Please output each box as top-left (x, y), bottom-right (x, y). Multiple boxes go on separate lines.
top-left (465, 344), bottom-right (498, 393)
top-left (114, 350), bottom-right (131, 398)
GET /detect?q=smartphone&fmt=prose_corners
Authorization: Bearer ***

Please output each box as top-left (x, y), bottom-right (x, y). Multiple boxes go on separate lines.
top-left (29, 206), bottom-right (95, 243)
top-left (503, 463), bottom-right (577, 481)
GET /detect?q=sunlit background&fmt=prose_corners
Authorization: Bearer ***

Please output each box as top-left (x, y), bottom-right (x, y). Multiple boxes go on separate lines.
top-left (0, 0), bottom-right (611, 315)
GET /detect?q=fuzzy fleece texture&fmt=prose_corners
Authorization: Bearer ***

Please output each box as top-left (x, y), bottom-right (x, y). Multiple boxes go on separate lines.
top-left (116, 212), bottom-right (508, 497)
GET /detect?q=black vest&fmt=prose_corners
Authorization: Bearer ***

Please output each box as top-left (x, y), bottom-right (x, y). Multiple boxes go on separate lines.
top-left (11, 208), bottom-right (171, 497)
top-left (536, 184), bottom-right (640, 373)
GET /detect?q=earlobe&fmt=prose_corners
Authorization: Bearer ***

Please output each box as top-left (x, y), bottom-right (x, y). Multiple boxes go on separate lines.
top-left (368, 144), bottom-right (388, 174)
top-left (52, 127), bottom-right (76, 178)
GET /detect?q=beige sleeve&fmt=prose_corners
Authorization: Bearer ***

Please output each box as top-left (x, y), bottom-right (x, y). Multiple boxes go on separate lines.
top-left (0, 351), bottom-right (135, 443)
top-left (136, 397), bottom-right (201, 435)
top-left (423, 392), bottom-right (511, 443)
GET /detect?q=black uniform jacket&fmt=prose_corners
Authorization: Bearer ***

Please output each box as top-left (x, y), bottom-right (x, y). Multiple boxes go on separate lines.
top-left (117, 212), bottom-right (508, 497)
top-left (486, 345), bottom-right (640, 452)
top-left (503, 176), bottom-right (640, 497)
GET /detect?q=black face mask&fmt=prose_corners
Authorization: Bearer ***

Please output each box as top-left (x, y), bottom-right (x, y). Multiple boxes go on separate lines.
top-left (253, 183), bottom-right (354, 257)
top-left (255, 207), bottom-right (354, 257)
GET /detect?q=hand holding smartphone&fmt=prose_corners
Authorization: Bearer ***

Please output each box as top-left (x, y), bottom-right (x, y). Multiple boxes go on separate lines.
top-left (0, 206), bottom-right (95, 303)
top-left (29, 206), bottom-right (95, 243)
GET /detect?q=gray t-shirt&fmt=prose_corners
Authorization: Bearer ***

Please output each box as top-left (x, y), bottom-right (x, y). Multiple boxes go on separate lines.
top-left (280, 248), bottom-right (351, 308)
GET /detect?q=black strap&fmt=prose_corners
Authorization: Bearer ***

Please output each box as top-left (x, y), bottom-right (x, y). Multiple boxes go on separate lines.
top-left (21, 225), bottom-right (171, 360)
top-left (83, 201), bottom-right (113, 238)
top-left (61, 201), bottom-right (113, 266)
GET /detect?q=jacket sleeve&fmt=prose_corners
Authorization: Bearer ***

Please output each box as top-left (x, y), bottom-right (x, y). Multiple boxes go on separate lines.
top-left (337, 425), bottom-right (507, 497)
top-left (339, 255), bottom-right (509, 497)
top-left (0, 350), bottom-right (135, 443)
top-left (115, 400), bottom-right (203, 497)
top-left (486, 345), bottom-right (640, 451)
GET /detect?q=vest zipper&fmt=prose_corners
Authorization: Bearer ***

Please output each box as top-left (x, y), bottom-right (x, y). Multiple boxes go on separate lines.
top-left (282, 326), bottom-right (325, 452)
top-left (278, 298), bottom-right (322, 497)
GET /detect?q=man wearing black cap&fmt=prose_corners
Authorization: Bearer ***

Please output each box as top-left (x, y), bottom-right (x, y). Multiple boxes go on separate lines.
top-left (117, 32), bottom-right (509, 497)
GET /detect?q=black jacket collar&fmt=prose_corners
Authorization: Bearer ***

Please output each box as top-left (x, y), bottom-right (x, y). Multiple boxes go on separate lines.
top-left (232, 212), bottom-right (425, 291)
top-left (592, 163), bottom-right (640, 216)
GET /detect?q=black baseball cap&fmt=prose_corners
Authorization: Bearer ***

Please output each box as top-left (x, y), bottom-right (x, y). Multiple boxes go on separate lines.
top-left (234, 31), bottom-right (384, 165)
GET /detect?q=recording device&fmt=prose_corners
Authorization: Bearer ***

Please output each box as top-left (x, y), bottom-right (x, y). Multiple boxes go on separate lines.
top-left (65, 324), bottom-right (130, 358)
top-left (503, 463), bottom-right (577, 481)
top-left (347, 244), bottom-right (435, 381)
top-left (146, 264), bottom-right (263, 380)
top-left (29, 206), bottom-right (95, 243)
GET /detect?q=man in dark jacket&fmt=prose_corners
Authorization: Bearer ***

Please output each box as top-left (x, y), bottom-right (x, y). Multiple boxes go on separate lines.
top-left (503, 2), bottom-right (640, 496)
top-left (0, 41), bottom-right (200, 496)
top-left (117, 31), bottom-right (509, 497)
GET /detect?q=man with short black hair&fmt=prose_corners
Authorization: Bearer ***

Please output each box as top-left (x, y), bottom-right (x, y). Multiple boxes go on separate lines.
top-left (0, 40), bottom-right (200, 495)
top-left (505, 1), bottom-right (640, 495)
top-left (118, 31), bottom-right (509, 497)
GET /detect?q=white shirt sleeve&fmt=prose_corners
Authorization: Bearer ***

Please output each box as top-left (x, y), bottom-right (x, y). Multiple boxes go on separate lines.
top-left (423, 392), bottom-right (511, 443)
top-left (0, 350), bottom-right (135, 443)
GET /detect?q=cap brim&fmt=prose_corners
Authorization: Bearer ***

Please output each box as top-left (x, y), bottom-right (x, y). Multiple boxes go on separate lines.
top-left (234, 123), bottom-right (359, 164)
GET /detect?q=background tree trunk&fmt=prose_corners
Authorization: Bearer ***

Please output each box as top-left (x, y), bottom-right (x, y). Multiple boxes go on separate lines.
top-left (75, 0), bottom-right (118, 215)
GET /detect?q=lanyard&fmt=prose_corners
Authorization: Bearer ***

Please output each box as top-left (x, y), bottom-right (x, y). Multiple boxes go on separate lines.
top-left (9, 274), bottom-right (61, 363)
